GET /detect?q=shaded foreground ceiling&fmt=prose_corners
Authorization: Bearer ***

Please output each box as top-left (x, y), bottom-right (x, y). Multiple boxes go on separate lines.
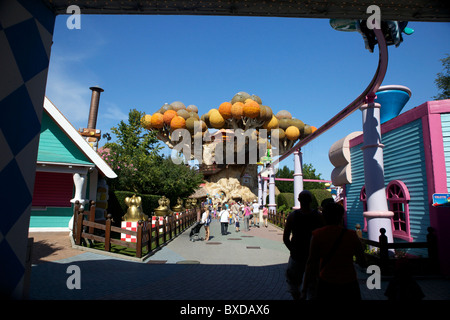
top-left (43, 0), bottom-right (450, 22)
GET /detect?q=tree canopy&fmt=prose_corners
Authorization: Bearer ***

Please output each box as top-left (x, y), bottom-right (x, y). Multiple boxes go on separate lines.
top-left (433, 54), bottom-right (450, 100)
top-left (100, 109), bottom-right (204, 199)
top-left (275, 163), bottom-right (326, 193)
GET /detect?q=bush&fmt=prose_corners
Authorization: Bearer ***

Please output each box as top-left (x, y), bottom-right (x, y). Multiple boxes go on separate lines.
top-left (310, 189), bottom-right (333, 211)
top-left (277, 193), bottom-right (295, 211)
top-left (108, 190), bottom-right (161, 225)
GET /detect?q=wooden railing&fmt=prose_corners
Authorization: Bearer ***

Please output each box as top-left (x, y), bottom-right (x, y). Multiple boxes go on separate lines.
top-left (72, 201), bottom-right (197, 258)
top-left (267, 209), bottom-right (439, 274)
top-left (359, 226), bottom-right (439, 274)
top-left (268, 210), bottom-right (288, 229)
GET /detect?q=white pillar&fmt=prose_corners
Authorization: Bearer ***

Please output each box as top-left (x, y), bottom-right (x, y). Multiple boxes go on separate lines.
top-left (258, 174), bottom-right (263, 206)
top-left (293, 149), bottom-right (303, 210)
top-left (360, 94), bottom-right (394, 243)
top-left (268, 166), bottom-right (276, 214)
top-left (263, 177), bottom-right (268, 206)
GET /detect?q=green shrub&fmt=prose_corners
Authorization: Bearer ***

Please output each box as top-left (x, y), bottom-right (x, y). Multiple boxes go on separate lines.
top-left (310, 189), bottom-right (333, 210)
top-left (277, 193), bottom-right (295, 210)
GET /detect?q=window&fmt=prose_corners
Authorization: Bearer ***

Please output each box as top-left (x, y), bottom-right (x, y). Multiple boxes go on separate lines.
top-left (359, 180), bottom-right (412, 241)
top-left (386, 180), bottom-right (412, 242)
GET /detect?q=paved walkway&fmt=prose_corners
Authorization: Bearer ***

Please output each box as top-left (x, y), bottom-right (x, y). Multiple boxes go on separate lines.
top-left (29, 219), bottom-right (450, 301)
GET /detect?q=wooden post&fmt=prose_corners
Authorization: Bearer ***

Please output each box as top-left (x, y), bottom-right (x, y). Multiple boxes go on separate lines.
top-left (379, 228), bottom-right (388, 271)
top-left (73, 201), bottom-right (80, 238)
top-left (75, 210), bottom-right (84, 245)
top-left (168, 215), bottom-right (173, 240)
top-left (163, 217), bottom-right (167, 243)
top-left (136, 221), bottom-right (143, 258)
top-left (355, 224), bottom-right (362, 238)
top-left (104, 214), bottom-right (112, 252)
top-left (155, 218), bottom-right (160, 248)
top-left (88, 201), bottom-right (96, 234)
top-left (147, 218), bottom-right (152, 253)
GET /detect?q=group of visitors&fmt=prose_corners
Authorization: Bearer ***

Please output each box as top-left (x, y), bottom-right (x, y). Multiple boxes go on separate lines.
top-left (199, 199), bottom-right (270, 240)
top-left (283, 189), bottom-right (426, 301)
top-left (283, 190), bottom-right (367, 300)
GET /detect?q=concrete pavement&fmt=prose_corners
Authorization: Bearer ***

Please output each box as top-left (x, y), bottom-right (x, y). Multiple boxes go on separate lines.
top-left (29, 219), bottom-right (450, 301)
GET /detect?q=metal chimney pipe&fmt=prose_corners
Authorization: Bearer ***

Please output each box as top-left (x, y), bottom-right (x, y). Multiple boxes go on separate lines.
top-left (87, 86), bottom-right (104, 129)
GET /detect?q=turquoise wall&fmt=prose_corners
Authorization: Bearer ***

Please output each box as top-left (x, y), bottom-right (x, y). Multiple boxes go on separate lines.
top-left (346, 119), bottom-right (429, 255)
top-left (37, 111), bottom-right (92, 165)
top-left (30, 206), bottom-right (74, 228)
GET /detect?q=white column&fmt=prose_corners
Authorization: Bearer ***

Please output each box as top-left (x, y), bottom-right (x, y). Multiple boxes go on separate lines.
top-left (268, 166), bottom-right (276, 214)
top-left (293, 149), bottom-right (303, 210)
top-left (360, 94), bottom-right (394, 243)
top-left (258, 174), bottom-right (263, 206)
top-left (263, 177), bottom-right (268, 206)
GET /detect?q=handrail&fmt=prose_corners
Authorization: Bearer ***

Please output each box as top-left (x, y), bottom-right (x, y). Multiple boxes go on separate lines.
top-left (259, 28), bottom-right (389, 176)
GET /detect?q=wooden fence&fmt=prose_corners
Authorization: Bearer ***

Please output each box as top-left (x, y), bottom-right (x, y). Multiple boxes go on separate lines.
top-left (72, 200), bottom-right (197, 258)
top-left (359, 226), bottom-right (439, 274)
top-left (268, 210), bottom-right (288, 229)
top-left (267, 209), bottom-right (439, 274)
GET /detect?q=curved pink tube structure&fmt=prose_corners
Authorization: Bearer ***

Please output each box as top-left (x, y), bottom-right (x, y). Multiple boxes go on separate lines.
top-left (260, 28), bottom-right (388, 176)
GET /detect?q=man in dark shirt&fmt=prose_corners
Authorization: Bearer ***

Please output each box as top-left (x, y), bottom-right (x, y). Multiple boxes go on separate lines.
top-left (283, 190), bottom-right (324, 300)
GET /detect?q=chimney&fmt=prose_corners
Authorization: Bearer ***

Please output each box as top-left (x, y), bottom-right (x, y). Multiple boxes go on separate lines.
top-left (87, 86), bottom-right (104, 129)
top-left (79, 86), bottom-right (104, 151)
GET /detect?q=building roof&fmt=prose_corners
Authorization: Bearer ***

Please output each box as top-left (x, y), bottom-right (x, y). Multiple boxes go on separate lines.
top-left (44, 1), bottom-right (450, 22)
top-left (41, 97), bottom-right (117, 179)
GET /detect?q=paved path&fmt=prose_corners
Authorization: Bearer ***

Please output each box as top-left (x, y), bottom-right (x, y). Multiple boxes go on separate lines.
top-left (29, 219), bottom-right (450, 301)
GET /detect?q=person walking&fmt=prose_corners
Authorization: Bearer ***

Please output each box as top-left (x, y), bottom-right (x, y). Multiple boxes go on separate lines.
top-left (262, 205), bottom-right (269, 228)
top-left (283, 190), bottom-right (324, 300)
top-left (219, 205), bottom-right (229, 235)
top-left (244, 203), bottom-right (251, 231)
top-left (252, 200), bottom-right (260, 227)
top-left (235, 211), bottom-right (240, 232)
top-left (301, 202), bottom-right (366, 300)
top-left (201, 206), bottom-right (212, 241)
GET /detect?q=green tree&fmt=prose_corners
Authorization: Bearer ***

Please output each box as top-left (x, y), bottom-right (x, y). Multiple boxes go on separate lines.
top-left (100, 109), bottom-right (203, 198)
top-left (433, 54), bottom-right (450, 100)
top-left (303, 163), bottom-right (326, 190)
top-left (275, 165), bottom-right (294, 193)
top-left (274, 163), bottom-right (326, 193)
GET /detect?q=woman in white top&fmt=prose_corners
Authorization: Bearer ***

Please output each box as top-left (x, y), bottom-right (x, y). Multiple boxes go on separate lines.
top-left (201, 206), bottom-right (212, 241)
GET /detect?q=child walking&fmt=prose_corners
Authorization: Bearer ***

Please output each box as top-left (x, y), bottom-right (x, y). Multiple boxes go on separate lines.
top-left (235, 212), bottom-right (240, 232)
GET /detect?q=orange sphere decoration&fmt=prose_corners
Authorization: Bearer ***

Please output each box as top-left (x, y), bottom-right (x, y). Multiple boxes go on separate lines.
top-left (243, 99), bottom-right (260, 118)
top-left (231, 102), bottom-right (244, 119)
top-left (170, 115), bottom-right (186, 130)
top-left (141, 114), bottom-right (152, 129)
top-left (163, 110), bottom-right (178, 125)
top-left (218, 102), bottom-right (232, 119)
top-left (151, 112), bottom-right (164, 129)
top-left (285, 126), bottom-right (300, 141)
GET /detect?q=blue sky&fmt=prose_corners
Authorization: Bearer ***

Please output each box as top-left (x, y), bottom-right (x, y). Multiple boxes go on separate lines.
top-left (45, 14), bottom-right (450, 181)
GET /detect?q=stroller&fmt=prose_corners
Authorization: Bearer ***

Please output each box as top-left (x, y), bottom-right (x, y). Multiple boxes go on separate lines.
top-left (189, 221), bottom-right (204, 241)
